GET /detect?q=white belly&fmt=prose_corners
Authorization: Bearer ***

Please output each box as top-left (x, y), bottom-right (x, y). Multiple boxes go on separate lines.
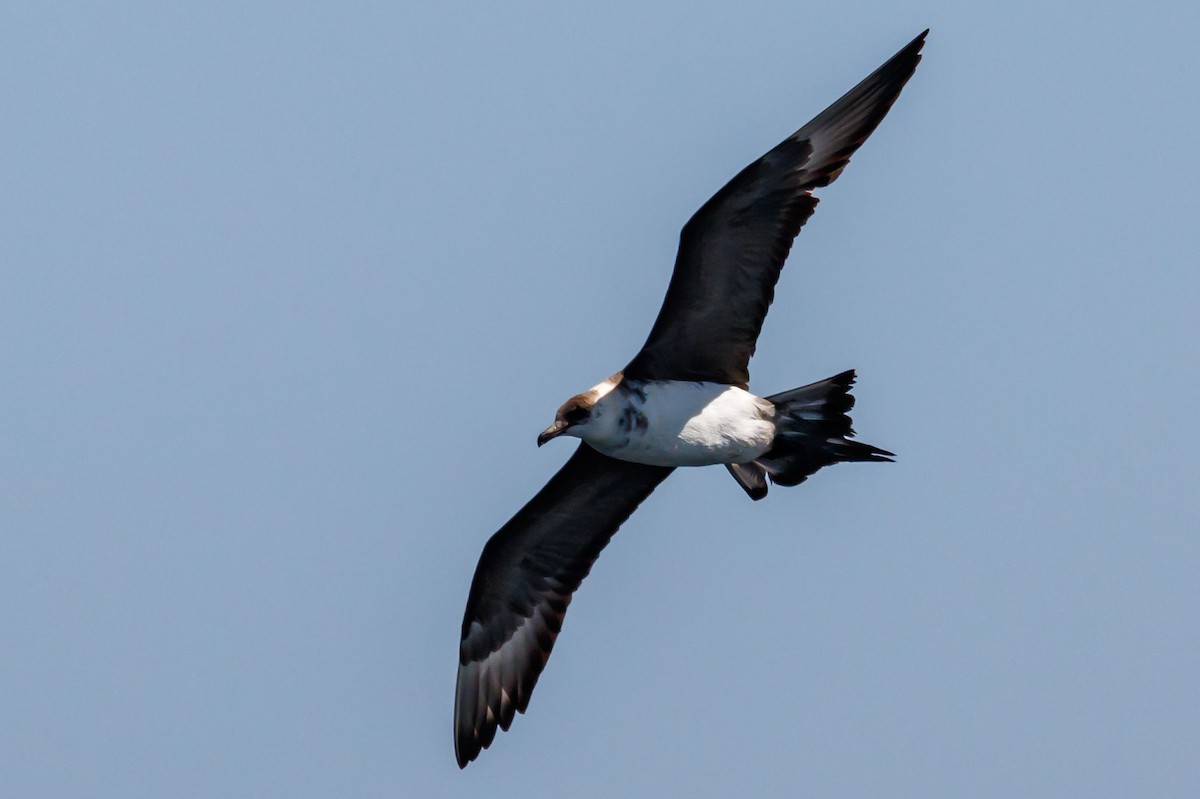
top-left (582, 382), bottom-right (777, 467)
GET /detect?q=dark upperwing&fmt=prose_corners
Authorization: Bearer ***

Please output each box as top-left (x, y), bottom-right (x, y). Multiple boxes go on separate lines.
top-left (624, 30), bottom-right (926, 388)
top-left (454, 444), bottom-right (673, 767)
top-left (453, 29), bottom-right (927, 767)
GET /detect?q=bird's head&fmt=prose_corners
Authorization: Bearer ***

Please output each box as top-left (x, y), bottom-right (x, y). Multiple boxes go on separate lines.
top-left (537, 394), bottom-right (596, 447)
top-left (537, 374), bottom-right (622, 447)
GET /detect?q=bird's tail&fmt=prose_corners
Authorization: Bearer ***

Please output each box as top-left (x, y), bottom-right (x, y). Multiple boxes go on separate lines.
top-left (725, 370), bottom-right (893, 500)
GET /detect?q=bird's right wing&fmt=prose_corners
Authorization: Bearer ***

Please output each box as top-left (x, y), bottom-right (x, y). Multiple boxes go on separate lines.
top-left (454, 443), bottom-right (673, 767)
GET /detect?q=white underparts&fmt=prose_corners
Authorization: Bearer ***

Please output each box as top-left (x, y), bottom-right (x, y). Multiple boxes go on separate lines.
top-left (576, 381), bottom-right (777, 467)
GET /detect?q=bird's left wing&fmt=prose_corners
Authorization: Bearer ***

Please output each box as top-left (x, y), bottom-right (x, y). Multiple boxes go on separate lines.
top-left (624, 30), bottom-right (926, 387)
top-left (454, 443), bottom-right (673, 767)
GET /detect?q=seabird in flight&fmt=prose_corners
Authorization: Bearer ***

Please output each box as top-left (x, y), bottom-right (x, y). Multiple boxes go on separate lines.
top-left (454, 30), bottom-right (927, 767)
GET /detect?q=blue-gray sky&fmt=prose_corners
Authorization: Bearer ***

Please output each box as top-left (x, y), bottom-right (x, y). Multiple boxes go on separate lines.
top-left (3, 3), bottom-right (1198, 797)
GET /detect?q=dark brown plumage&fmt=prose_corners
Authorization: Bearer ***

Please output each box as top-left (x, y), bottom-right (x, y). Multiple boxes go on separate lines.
top-left (454, 29), bottom-right (926, 767)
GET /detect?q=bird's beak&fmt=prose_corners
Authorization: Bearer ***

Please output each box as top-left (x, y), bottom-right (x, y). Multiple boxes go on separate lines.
top-left (537, 421), bottom-right (568, 447)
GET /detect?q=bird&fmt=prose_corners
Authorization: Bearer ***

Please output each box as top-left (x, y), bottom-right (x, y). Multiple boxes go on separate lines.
top-left (454, 29), bottom-right (927, 767)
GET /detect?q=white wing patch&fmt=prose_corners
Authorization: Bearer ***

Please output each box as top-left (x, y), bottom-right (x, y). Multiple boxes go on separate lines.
top-left (455, 584), bottom-right (570, 758)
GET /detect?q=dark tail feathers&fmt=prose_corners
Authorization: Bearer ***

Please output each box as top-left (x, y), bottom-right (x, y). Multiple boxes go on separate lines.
top-left (725, 370), bottom-right (893, 501)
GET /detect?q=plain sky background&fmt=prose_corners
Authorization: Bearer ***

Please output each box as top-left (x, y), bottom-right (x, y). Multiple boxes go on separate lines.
top-left (3, 2), bottom-right (1198, 797)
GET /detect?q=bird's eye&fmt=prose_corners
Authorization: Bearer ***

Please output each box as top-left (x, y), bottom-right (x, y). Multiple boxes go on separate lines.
top-left (563, 406), bottom-right (589, 424)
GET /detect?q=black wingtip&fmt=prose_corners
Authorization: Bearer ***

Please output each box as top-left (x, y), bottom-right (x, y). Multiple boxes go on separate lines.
top-left (455, 736), bottom-right (470, 768)
top-left (454, 692), bottom-right (477, 769)
top-left (897, 29), bottom-right (929, 72)
top-left (902, 29), bottom-right (929, 53)
top-left (884, 28), bottom-right (928, 77)
top-left (876, 28), bottom-right (928, 83)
